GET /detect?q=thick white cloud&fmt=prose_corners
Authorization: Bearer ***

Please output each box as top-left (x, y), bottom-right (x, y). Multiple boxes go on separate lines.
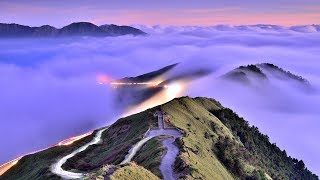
top-left (0, 26), bottom-right (320, 175)
top-left (132, 24), bottom-right (320, 34)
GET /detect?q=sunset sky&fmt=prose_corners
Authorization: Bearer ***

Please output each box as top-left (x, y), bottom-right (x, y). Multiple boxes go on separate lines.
top-left (1, 0), bottom-right (320, 27)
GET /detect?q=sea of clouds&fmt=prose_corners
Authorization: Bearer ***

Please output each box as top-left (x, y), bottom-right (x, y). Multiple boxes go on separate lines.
top-left (0, 25), bottom-right (320, 175)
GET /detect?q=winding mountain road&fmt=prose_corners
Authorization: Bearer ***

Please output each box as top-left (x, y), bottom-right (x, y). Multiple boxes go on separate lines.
top-left (51, 128), bottom-right (108, 179)
top-left (51, 112), bottom-right (182, 180)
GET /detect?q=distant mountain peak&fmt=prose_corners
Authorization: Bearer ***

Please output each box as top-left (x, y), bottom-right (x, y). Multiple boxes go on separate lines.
top-left (59, 22), bottom-right (105, 36)
top-left (223, 64), bottom-right (267, 83)
top-left (238, 64), bottom-right (267, 78)
top-left (223, 63), bottom-right (311, 86)
top-left (99, 24), bottom-right (147, 36)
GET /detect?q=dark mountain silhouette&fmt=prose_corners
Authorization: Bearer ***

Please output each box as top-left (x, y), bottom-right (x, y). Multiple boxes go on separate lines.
top-left (58, 22), bottom-right (106, 36)
top-left (120, 63), bottom-right (178, 83)
top-left (0, 22), bottom-right (146, 37)
top-left (223, 63), bottom-right (310, 86)
top-left (222, 64), bottom-right (267, 84)
top-left (113, 63), bottom-right (178, 108)
top-left (100, 24), bottom-right (146, 36)
top-left (32, 25), bottom-right (58, 37)
top-left (0, 23), bottom-right (34, 37)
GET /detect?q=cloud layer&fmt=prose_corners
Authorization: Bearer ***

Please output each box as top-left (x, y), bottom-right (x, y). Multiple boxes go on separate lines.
top-left (0, 26), bottom-right (320, 175)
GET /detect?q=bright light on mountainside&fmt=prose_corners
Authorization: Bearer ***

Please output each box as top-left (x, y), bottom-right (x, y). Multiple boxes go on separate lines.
top-left (165, 83), bottom-right (183, 100)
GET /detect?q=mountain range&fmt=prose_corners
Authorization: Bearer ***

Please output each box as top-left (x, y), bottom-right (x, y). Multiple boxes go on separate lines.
top-left (0, 22), bottom-right (146, 37)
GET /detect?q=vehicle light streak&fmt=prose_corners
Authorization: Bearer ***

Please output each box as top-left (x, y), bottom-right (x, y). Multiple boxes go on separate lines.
top-left (51, 128), bottom-right (108, 179)
top-left (57, 132), bottom-right (93, 146)
top-left (110, 81), bottom-right (164, 87)
top-left (0, 158), bottom-right (20, 176)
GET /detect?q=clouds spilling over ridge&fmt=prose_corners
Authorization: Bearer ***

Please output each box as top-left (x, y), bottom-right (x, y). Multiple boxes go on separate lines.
top-left (0, 26), bottom-right (320, 175)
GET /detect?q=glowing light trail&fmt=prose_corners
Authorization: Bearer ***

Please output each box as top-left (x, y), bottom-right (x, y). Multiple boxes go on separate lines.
top-left (57, 132), bottom-right (93, 146)
top-left (0, 159), bottom-right (20, 176)
top-left (0, 132), bottom-right (92, 176)
top-left (110, 81), bottom-right (164, 87)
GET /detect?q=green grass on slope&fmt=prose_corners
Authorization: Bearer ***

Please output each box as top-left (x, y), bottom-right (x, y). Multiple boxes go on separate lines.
top-left (0, 130), bottom-right (99, 180)
top-left (161, 96), bottom-right (317, 180)
top-left (110, 163), bottom-right (160, 180)
top-left (161, 97), bottom-right (235, 180)
top-left (132, 136), bottom-right (167, 178)
top-left (1, 107), bottom-right (159, 180)
top-left (62, 108), bottom-right (158, 172)
top-left (211, 108), bottom-right (319, 180)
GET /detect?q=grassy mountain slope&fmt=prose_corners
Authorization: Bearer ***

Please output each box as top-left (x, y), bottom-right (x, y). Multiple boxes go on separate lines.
top-left (162, 97), bottom-right (236, 180)
top-left (110, 163), bottom-right (160, 180)
top-left (162, 97), bottom-right (318, 180)
top-left (211, 108), bottom-right (317, 179)
top-left (62, 107), bottom-right (158, 171)
top-left (132, 136), bottom-right (167, 178)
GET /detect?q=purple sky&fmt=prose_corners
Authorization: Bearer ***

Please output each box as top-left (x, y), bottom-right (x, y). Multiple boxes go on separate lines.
top-left (1, 0), bottom-right (320, 26)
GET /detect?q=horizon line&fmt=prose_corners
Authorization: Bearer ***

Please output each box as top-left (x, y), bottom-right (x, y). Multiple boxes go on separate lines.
top-left (1, 21), bottom-right (320, 28)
